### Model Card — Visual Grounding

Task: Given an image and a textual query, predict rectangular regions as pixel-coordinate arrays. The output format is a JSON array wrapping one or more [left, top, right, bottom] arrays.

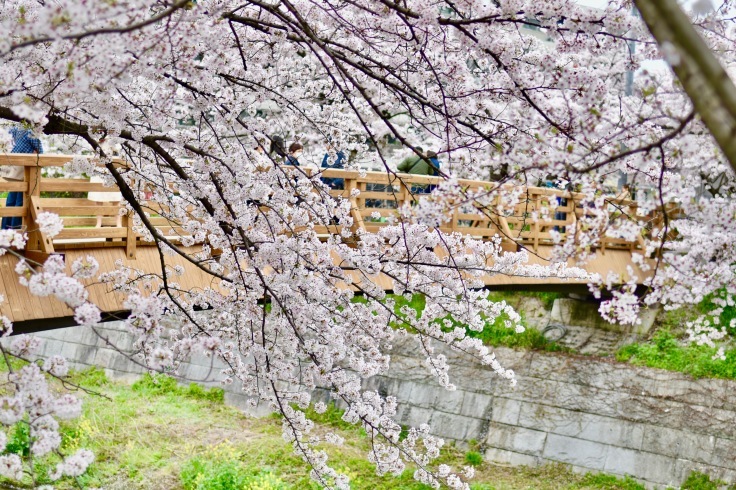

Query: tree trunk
[[635, 0, 736, 174]]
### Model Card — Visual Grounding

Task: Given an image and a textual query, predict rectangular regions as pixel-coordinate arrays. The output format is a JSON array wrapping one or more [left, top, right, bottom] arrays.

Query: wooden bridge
[[0, 154, 659, 329]]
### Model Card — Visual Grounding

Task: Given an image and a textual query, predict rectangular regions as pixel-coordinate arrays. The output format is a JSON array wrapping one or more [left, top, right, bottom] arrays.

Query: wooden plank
[[0, 154, 126, 167], [40, 198, 98, 207], [0, 255, 26, 321], [0, 254, 14, 320], [40, 180, 121, 192], [56, 227, 127, 240], [62, 217, 127, 227], [0, 206, 28, 217], [0, 182, 28, 192], [42, 205, 121, 216]]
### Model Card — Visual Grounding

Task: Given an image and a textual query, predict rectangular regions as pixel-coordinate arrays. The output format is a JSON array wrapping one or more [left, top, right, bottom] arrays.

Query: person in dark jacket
[[320, 142, 345, 190], [269, 135, 287, 161], [1, 127, 43, 230]]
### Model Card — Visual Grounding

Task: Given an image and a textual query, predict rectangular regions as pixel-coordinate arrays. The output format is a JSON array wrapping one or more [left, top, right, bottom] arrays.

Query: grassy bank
[[386, 292, 568, 353], [7, 368, 694, 490], [388, 291, 736, 382]]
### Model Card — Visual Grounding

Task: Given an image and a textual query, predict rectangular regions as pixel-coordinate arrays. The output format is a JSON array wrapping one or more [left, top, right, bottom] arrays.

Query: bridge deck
[[0, 154, 659, 325]]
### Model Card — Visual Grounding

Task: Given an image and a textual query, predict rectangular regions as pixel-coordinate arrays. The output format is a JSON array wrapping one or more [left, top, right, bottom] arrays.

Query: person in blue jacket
[[286, 142, 303, 166], [1, 127, 43, 230], [320, 141, 345, 190], [426, 150, 442, 193]]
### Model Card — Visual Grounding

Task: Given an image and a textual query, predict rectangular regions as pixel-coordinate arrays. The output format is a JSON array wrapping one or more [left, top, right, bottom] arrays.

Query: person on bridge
[[397, 146, 425, 174], [320, 140, 345, 190], [268, 135, 287, 163], [1, 126, 43, 230], [398, 147, 439, 193], [286, 142, 303, 167], [426, 150, 442, 192]]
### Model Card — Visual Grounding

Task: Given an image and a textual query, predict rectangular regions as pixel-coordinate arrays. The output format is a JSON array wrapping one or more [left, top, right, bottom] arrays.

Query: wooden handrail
[[0, 154, 659, 256]]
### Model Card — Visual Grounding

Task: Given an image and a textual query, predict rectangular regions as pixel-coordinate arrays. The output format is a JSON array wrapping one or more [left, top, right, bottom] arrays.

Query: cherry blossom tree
[[1, 0, 736, 487]]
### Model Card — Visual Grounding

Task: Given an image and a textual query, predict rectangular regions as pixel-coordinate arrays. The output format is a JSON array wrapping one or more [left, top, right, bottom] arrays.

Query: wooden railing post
[[344, 175, 365, 234], [29, 196, 54, 254], [24, 165, 41, 251], [124, 211, 136, 259]]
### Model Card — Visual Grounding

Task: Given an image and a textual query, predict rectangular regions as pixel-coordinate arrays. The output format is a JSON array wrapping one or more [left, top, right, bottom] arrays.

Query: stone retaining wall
[[29, 321, 736, 488]]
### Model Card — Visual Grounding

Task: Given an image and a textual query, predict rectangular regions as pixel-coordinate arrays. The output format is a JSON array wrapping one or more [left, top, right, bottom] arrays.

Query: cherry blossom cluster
[[1, 0, 736, 486], [0, 337, 93, 484]]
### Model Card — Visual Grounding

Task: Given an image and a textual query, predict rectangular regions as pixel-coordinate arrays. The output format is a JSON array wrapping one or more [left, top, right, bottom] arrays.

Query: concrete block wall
[[26, 321, 736, 488], [383, 336, 736, 487]]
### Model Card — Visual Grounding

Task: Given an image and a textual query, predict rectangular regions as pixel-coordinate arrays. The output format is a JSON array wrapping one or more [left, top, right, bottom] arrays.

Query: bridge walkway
[[0, 154, 660, 327]]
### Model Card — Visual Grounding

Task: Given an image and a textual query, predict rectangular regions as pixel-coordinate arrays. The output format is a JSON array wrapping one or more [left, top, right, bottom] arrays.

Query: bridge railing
[[318, 168, 661, 253], [0, 154, 662, 259]]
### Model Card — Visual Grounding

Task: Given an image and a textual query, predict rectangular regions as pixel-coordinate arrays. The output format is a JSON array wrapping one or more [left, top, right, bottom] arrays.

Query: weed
[[681, 471, 723, 490], [464, 451, 483, 466], [5, 423, 30, 457], [132, 373, 225, 403], [304, 402, 354, 432], [181, 443, 288, 490], [384, 292, 566, 353], [579, 472, 645, 489], [616, 330, 736, 380], [69, 366, 109, 388]]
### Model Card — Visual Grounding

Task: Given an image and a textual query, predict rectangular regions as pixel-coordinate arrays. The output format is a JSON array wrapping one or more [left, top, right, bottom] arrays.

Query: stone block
[[35, 329, 67, 342], [109, 352, 143, 374], [463, 417, 488, 442], [38, 339, 65, 358], [551, 298, 623, 332], [59, 341, 81, 362], [626, 452, 677, 486], [73, 344, 98, 364], [602, 446, 639, 476], [671, 459, 729, 487], [73, 327, 101, 347], [430, 412, 484, 441], [517, 403, 644, 450], [542, 434, 607, 470], [711, 437, 736, 470], [407, 383, 438, 409], [397, 405, 433, 428], [224, 392, 272, 418], [93, 348, 117, 368], [434, 389, 465, 414], [385, 355, 436, 384], [516, 296, 551, 331], [459, 391, 493, 419], [641, 426, 715, 464], [485, 423, 547, 456], [550, 298, 657, 334], [490, 397, 521, 426], [484, 447, 541, 467], [372, 376, 403, 399]]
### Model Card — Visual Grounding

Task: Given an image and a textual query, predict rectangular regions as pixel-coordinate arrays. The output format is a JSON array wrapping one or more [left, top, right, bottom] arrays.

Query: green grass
[[680, 470, 734, 490], [132, 372, 225, 403], [379, 293, 567, 353], [616, 330, 736, 380]]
